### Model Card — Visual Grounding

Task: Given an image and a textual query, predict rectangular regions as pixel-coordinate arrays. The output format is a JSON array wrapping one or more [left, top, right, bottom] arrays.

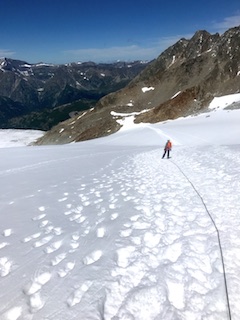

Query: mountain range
[[1, 25, 240, 145], [0, 59, 148, 130], [34, 25, 240, 145]]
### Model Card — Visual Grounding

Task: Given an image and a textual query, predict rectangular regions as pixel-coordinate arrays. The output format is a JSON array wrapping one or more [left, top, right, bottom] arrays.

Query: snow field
[[0, 144, 234, 319], [1, 99, 240, 319]]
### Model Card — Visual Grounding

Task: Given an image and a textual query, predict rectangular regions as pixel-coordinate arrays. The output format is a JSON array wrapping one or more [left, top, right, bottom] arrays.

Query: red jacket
[[165, 141, 172, 150]]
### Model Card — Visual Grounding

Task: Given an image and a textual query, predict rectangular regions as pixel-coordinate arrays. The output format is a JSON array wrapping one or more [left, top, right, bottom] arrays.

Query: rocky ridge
[[33, 25, 240, 145], [0, 59, 148, 127]]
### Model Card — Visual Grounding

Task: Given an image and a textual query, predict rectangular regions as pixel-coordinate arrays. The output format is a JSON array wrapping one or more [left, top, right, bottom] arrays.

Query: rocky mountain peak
[[34, 25, 240, 145], [0, 58, 30, 72], [185, 30, 220, 58]]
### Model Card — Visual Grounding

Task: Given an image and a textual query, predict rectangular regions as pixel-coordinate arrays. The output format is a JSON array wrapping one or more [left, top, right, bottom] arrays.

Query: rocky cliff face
[[33, 25, 240, 145], [0, 59, 148, 125]]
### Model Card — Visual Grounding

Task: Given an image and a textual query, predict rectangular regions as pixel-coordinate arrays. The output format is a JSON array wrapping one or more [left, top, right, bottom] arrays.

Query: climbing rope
[[170, 159, 232, 320]]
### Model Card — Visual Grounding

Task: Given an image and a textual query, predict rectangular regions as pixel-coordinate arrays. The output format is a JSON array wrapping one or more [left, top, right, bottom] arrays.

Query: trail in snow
[[0, 145, 234, 319], [175, 145, 240, 319]]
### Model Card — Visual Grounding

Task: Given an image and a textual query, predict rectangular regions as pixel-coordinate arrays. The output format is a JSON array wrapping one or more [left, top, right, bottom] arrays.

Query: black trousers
[[162, 149, 170, 158]]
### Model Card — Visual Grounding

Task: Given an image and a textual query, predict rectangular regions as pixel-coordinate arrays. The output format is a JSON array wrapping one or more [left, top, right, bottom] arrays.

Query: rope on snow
[[170, 159, 232, 320]]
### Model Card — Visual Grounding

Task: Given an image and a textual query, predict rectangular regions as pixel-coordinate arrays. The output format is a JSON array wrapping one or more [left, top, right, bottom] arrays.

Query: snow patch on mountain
[[142, 86, 155, 93], [209, 93, 240, 109]]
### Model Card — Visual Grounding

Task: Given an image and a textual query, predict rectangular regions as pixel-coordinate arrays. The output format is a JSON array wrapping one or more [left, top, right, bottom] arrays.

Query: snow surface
[[0, 130, 44, 148], [208, 93, 240, 110], [0, 94, 240, 319]]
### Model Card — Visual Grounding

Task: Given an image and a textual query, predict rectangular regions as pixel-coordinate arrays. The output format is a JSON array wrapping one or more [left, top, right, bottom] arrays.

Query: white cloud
[[64, 45, 157, 62], [63, 35, 187, 63], [60, 14, 240, 64], [212, 14, 240, 33], [0, 49, 15, 58]]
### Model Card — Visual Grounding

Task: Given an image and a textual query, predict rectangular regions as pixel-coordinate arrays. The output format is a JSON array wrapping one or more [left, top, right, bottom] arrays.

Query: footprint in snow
[[82, 250, 102, 265], [67, 281, 92, 307], [160, 242, 183, 263], [130, 215, 140, 222], [58, 261, 75, 278], [69, 234, 80, 252], [23, 271, 51, 296], [22, 232, 41, 243], [2, 307, 22, 320], [132, 220, 151, 230], [82, 226, 90, 236], [64, 210, 73, 216], [119, 228, 132, 237], [166, 280, 185, 310], [24, 272, 50, 313], [33, 235, 53, 248], [44, 240, 62, 254], [69, 213, 87, 224], [94, 198, 103, 204], [94, 190, 101, 198], [116, 246, 136, 268], [69, 241, 79, 252], [58, 197, 68, 202], [39, 220, 49, 228], [69, 213, 82, 221], [2, 229, 13, 237], [51, 252, 67, 266], [0, 257, 12, 277], [32, 213, 46, 221], [83, 200, 91, 207], [96, 227, 106, 238], [143, 231, 161, 249], [110, 213, 119, 220], [0, 242, 9, 249], [29, 292, 45, 313], [42, 226, 62, 236], [44, 225, 54, 234]]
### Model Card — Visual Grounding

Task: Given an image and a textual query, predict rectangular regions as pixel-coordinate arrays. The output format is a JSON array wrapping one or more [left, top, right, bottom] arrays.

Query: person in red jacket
[[162, 139, 172, 159]]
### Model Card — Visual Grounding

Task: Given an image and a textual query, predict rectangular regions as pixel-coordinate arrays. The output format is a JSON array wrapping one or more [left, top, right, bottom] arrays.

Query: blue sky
[[1, 0, 240, 64]]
